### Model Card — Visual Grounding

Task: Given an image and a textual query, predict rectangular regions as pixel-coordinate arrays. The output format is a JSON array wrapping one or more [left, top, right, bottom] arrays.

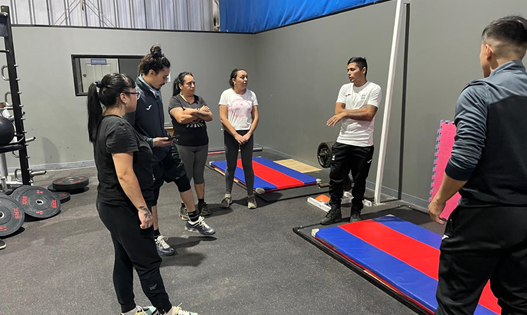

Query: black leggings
[[224, 130, 254, 195], [96, 200, 172, 313], [329, 142, 374, 211]]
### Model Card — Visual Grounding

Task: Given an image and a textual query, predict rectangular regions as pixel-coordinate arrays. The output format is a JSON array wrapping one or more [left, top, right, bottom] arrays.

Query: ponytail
[[87, 83, 103, 143]]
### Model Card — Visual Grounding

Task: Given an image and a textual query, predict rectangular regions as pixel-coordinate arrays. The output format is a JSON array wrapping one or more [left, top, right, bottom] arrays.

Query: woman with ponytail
[[168, 72, 213, 217], [88, 73, 198, 315]]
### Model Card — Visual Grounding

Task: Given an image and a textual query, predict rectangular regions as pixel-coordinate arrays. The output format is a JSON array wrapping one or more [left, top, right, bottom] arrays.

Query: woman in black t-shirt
[[87, 73, 194, 315], [168, 72, 213, 216]]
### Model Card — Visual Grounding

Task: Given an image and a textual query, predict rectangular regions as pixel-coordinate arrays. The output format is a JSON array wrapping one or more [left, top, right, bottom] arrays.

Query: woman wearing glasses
[[169, 72, 213, 217], [219, 68, 259, 209], [87, 73, 197, 315]]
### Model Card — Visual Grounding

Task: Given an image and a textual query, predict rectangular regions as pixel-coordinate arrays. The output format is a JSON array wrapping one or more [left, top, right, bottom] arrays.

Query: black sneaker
[[320, 206, 342, 225], [198, 202, 211, 216], [0, 239, 5, 250], [350, 210, 361, 223]]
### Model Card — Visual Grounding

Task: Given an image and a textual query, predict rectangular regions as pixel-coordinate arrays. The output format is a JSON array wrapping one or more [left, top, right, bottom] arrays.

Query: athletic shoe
[[169, 304, 199, 315], [349, 210, 361, 223], [0, 239, 5, 250], [185, 216, 215, 236], [320, 206, 342, 225], [121, 305, 158, 315], [220, 195, 232, 208], [198, 202, 211, 216], [179, 204, 189, 221], [247, 195, 257, 209], [155, 235, 175, 256]]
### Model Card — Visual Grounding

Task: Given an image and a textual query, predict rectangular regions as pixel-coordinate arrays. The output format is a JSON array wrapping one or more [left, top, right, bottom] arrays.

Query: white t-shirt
[[219, 88, 259, 131], [335, 81, 382, 146]]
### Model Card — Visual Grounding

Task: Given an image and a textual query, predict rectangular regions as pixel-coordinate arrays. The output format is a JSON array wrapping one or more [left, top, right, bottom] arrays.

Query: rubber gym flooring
[[0, 151, 444, 314]]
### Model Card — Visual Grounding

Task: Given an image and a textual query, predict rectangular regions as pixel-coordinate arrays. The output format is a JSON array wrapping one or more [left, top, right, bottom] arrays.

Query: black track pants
[[329, 142, 373, 211], [436, 205, 527, 315]]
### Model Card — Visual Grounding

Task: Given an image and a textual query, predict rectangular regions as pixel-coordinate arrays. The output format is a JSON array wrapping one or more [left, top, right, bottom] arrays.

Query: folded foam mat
[[430, 121, 460, 219], [210, 157, 317, 191], [314, 215, 499, 314]]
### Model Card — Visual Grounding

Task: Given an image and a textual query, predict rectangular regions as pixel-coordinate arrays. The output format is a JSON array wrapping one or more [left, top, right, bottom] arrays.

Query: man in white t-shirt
[[321, 57, 382, 225]]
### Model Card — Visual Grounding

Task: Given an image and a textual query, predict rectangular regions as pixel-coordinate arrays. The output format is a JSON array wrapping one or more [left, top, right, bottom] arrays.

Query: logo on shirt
[[145, 105, 152, 111], [230, 98, 252, 118]]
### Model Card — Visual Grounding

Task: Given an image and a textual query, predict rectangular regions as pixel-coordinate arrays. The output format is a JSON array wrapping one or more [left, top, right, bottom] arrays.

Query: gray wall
[[1, 27, 255, 169], [3, 0, 526, 206], [253, 0, 527, 207]]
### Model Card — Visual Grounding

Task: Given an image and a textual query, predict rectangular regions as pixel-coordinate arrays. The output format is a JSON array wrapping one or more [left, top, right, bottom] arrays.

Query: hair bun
[[150, 45, 163, 58]]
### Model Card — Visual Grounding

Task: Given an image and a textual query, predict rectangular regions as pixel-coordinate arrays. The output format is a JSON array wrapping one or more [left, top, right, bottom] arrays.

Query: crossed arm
[[327, 102, 378, 126]]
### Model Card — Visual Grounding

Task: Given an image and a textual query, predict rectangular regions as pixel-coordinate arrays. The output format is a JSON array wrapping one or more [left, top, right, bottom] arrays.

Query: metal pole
[[397, 3, 410, 200], [28, 0, 34, 24], [129, 0, 135, 28], [63, 0, 70, 26], [159, 0, 164, 29], [46, 0, 52, 25], [97, 0, 102, 27], [143, 0, 147, 29], [373, 0, 410, 205], [113, 0, 119, 28]]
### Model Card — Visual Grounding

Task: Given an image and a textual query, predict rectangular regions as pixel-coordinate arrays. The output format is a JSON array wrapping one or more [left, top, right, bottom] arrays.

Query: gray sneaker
[[247, 195, 257, 209], [220, 195, 232, 208], [185, 216, 215, 236], [179, 204, 189, 221]]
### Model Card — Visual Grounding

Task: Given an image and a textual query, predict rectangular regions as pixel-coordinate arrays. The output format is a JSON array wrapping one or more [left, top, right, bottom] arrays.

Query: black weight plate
[[53, 191, 71, 203], [14, 186, 61, 219], [0, 195, 24, 236], [11, 185, 30, 200], [52, 176, 89, 191], [317, 141, 335, 168]]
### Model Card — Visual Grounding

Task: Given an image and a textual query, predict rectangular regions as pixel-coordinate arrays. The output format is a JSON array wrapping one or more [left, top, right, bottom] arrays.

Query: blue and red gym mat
[[210, 157, 317, 192], [307, 215, 500, 314]]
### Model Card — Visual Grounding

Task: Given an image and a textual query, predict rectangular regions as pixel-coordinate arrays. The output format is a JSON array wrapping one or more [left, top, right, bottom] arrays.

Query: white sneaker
[[155, 235, 175, 256], [122, 305, 158, 315], [247, 195, 257, 209], [168, 304, 198, 315]]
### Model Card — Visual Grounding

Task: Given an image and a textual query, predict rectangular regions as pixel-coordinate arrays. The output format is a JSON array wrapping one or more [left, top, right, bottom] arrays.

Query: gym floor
[[1, 151, 443, 315]]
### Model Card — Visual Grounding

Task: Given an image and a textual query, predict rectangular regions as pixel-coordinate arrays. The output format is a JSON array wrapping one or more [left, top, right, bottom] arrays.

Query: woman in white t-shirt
[[218, 68, 259, 209]]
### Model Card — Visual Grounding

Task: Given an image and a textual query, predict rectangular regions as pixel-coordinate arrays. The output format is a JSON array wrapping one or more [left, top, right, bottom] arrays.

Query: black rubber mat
[[257, 184, 328, 203]]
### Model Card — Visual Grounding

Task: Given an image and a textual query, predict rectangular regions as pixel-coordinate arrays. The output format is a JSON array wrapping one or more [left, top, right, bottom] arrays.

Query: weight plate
[[0, 195, 24, 237], [317, 141, 335, 168], [53, 191, 71, 203], [52, 176, 89, 191], [14, 186, 61, 219]]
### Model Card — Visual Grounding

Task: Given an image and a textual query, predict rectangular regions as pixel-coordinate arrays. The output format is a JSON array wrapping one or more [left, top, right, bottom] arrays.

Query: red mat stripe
[[236, 160, 304, 189], [340, 221, 500, 313]]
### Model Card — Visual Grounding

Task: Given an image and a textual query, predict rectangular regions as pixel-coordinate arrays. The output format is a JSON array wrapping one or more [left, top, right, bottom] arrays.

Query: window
[[72, 55, 143, 96]]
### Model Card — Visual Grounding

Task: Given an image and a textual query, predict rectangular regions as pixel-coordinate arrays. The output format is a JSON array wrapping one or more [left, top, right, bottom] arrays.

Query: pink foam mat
[[430, 121, 461, 220]]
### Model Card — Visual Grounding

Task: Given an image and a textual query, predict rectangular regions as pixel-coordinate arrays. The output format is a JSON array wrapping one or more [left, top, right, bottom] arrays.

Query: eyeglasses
[[123, 90, 141, 99]]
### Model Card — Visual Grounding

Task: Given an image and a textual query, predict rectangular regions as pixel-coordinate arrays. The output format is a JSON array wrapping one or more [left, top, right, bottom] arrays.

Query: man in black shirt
[[429, 16, 527, 314]]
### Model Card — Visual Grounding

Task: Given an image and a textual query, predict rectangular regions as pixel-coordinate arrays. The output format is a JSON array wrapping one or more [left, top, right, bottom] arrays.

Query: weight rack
[[0, 5, 44, 190]]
